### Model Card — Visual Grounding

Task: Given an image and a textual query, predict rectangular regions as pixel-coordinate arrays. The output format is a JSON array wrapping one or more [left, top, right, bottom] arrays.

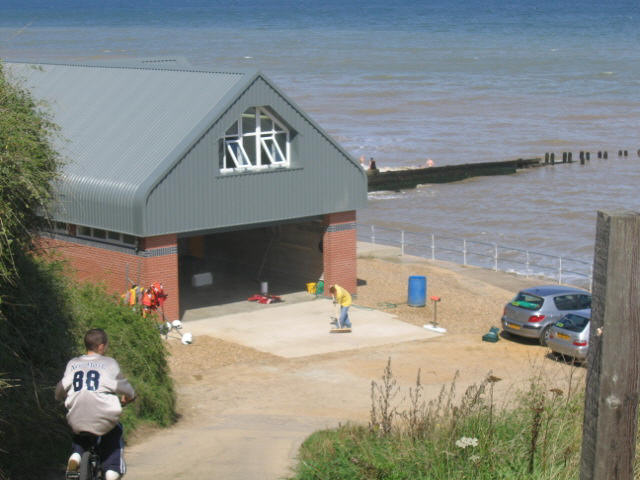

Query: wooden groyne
[[366, 157, 541, 192]]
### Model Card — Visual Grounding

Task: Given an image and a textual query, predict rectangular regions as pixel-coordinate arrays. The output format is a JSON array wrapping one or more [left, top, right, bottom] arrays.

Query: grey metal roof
[[4, 60, 367, 236]]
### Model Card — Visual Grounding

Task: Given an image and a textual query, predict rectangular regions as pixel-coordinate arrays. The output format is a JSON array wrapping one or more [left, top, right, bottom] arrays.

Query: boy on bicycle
[[55, 328, 136, 480]]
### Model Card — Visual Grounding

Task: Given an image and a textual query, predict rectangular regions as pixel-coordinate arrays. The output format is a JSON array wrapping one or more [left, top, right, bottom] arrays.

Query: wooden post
[[580, 210, 640, 480]]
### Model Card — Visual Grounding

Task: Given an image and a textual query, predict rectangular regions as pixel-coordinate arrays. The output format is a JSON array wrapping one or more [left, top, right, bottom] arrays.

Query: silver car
[[547, 312, 591, 362], [501, 285, 591, 346]]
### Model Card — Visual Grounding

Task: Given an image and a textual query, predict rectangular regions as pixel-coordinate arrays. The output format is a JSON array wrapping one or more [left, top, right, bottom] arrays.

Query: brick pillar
[[323, 211, 357, 295], [140, 234, 180, 321]]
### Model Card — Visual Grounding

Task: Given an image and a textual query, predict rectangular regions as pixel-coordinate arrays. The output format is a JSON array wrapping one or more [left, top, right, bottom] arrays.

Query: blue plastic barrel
[[407, 275, 427, 307]]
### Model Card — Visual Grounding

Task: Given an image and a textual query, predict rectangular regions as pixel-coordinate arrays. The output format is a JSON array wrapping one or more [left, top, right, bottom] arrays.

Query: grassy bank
[[289, 359, 590, 480]]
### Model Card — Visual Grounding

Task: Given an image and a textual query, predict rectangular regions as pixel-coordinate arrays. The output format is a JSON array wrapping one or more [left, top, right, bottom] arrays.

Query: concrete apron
[[181, 296, 441, 358]]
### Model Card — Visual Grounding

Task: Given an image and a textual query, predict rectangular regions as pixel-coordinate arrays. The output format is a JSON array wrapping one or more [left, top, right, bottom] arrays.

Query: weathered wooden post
[[580, 210, 640, 480]]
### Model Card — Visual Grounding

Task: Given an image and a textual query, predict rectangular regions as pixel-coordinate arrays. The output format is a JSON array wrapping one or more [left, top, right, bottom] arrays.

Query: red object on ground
[[247, 294, 282, 304], [430, 295, 441, 302]]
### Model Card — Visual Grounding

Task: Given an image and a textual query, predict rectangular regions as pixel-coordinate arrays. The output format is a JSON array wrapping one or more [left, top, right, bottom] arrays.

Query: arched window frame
[[221, 107, 290, 173]]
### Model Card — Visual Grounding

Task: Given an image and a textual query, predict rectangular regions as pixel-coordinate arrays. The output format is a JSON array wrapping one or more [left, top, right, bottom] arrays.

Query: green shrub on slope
[[69, 283, 176, 430], [0, 62, 61, 291]]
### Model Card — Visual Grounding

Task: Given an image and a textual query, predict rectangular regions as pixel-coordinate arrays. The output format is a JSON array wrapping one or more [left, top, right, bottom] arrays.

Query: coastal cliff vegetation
[[288, 358, 640, 480]]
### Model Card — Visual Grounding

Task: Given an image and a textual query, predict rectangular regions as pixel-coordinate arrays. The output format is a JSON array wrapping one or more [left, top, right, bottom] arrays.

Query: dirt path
[[125, 256, 585, 480]]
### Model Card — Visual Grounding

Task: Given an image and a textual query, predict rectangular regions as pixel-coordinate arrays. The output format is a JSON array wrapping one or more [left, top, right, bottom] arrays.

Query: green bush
[[0, 62, 61, 291], [68, 282, 176, 430]]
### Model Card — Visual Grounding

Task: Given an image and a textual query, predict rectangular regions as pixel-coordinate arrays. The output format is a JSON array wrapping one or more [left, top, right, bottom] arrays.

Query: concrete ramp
[[181, 297, 442, 358]]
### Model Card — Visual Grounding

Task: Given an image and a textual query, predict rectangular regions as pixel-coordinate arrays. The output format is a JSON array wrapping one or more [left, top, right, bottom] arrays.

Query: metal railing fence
[[357, 223, 593, 291]]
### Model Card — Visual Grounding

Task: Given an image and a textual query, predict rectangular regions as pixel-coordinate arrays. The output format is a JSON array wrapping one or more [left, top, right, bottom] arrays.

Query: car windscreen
[[555, 314, 590, 332], [510, 292, 544, 310]]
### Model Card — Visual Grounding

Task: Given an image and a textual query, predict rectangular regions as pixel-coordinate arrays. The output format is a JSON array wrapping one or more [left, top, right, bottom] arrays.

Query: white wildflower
[[455, 436, 479, 449], [469, 454, 481, 463]]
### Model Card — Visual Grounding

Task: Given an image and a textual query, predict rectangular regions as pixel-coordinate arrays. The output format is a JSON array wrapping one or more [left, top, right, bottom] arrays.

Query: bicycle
[[66, 433, 103, 480], [65, 397, 134, 480]]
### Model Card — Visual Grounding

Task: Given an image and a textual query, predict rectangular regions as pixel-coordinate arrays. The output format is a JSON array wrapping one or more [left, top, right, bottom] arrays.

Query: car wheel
[[540, 325, 552, 347]]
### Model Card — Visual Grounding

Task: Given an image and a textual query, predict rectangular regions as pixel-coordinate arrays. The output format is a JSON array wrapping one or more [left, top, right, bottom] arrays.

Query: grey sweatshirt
[[55, 353, 135, 435]]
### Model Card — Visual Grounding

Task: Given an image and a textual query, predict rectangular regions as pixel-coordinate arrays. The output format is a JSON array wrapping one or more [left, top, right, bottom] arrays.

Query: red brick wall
[[143, 234, 178, 250], [37, 234, 180, 321], [38, 236, 141, 293], [323, 211, 357, 294]]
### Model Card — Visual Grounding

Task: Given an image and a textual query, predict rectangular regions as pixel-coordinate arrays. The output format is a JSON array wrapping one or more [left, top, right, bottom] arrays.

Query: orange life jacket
[[142, 288, 156, 308]]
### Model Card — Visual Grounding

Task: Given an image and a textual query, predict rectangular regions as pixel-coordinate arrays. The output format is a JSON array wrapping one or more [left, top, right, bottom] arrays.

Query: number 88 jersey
[[56, 354, 135, 436]]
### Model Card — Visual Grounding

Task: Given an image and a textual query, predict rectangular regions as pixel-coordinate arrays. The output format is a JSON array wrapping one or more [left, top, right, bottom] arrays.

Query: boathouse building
[[6, 60, 367, 320]]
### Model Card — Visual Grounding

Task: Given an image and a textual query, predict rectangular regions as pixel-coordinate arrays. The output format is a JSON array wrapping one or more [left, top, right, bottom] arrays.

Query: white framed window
[[220, 107, 290, 173], [78, 226, 136, 247]]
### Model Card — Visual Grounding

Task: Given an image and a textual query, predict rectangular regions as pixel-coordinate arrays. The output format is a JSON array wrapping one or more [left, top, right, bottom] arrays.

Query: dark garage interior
[[178, 218, 325, 319]]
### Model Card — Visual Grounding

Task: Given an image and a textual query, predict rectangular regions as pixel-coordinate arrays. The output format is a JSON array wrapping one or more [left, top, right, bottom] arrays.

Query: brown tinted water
[[359, 157, 640, 263]]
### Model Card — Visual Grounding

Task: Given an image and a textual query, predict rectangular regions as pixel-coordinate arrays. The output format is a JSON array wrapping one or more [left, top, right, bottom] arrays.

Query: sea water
[[1, 0, 639, 265]]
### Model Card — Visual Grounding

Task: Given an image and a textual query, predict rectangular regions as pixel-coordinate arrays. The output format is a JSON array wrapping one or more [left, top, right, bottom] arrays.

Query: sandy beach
[[125, 246, 584, 480]]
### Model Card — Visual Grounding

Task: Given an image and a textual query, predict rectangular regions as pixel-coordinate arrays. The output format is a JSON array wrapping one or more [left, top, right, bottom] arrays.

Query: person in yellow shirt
[[329, 284, 352, 330]]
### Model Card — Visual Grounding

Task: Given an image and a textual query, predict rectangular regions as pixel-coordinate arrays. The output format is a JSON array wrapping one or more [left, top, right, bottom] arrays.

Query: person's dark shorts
[[71, 423, 125, 474]]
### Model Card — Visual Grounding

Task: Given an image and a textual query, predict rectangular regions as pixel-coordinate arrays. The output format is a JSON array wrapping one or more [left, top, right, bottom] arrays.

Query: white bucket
[[260, 281, 268, 295]]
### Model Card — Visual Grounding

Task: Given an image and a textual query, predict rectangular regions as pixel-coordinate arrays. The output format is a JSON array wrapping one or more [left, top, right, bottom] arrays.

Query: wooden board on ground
[[330, 328, 352, 333]]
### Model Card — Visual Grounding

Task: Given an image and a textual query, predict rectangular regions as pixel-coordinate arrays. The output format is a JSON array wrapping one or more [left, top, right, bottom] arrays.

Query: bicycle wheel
[[78, 451, 93, 480]]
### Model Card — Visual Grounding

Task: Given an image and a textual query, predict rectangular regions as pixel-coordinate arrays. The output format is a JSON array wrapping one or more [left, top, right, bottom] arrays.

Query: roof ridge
[[4, 59, 251, 76]]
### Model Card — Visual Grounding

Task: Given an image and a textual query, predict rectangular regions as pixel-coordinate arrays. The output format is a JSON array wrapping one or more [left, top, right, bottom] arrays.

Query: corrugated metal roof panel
[[5, 61, 248, 233]]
